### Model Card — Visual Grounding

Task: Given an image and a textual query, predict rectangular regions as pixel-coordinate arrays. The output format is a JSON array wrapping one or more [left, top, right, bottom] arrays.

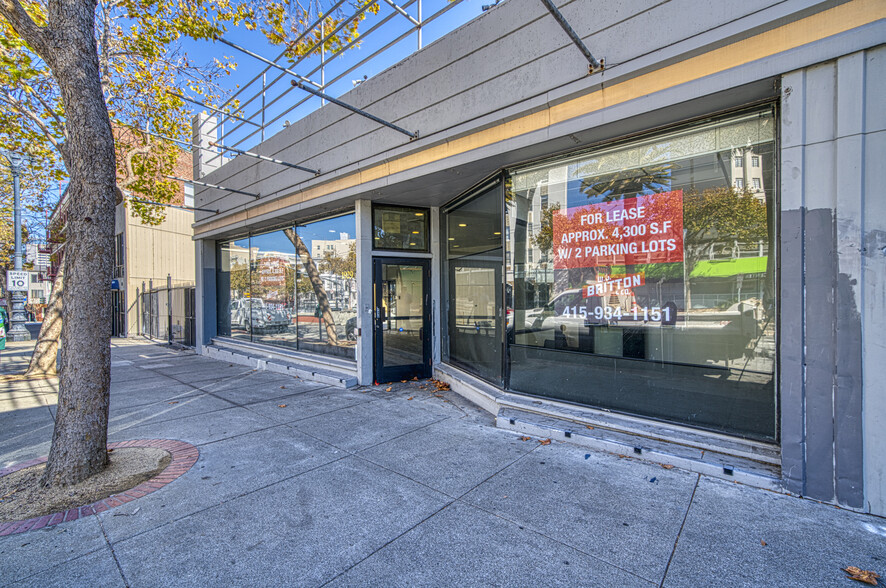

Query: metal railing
[[139, 280, 196, 347], [198, 0, 472, 166]]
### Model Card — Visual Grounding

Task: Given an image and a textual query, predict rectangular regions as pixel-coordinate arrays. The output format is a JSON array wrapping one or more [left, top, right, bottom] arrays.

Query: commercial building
[[190, 0, 886, 515]]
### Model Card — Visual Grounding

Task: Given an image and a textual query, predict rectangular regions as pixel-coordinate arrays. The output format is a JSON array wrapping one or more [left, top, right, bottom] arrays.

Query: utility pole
[[3, 151, 32, 341]]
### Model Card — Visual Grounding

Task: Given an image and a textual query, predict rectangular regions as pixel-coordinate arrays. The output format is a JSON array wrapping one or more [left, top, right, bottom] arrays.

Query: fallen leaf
[[585, 425, 594, 429], [520, 436, 532, 441], [278, 404, 287, 408], [843, 567, 880, 585], [385, 387, 392, 392], [401, 380, 407, 383], [407, 396, 414, 400], [411, 376, 418, 381], [617, 454, 628, 459], [107, 448, 114, 453], [661, 464, 675, 470], [168, 401, 179, 405], [280, 386, 285, 389], [760, 540, 767, 546], [539, 438, 552, 445]]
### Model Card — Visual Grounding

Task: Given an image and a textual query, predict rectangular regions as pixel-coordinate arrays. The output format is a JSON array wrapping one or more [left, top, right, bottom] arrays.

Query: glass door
[[373, 258, 431, 382]]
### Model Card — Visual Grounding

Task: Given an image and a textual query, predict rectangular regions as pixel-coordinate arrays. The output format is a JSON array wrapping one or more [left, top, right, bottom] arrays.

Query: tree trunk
[[26, 266, 63, 376], [0, 0, 118, 487], [284, 228, 339, 345]]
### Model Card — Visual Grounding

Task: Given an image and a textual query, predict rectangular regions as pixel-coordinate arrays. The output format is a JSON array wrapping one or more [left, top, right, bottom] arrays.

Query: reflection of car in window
[[230, 298, 290, 333]]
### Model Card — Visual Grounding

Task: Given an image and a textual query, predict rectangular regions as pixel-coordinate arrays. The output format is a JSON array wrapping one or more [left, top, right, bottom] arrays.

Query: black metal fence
[[139, 282, 196, 347]]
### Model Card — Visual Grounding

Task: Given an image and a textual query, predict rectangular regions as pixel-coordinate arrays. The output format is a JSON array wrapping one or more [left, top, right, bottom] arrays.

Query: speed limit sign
[[6, 270, 29, 291]]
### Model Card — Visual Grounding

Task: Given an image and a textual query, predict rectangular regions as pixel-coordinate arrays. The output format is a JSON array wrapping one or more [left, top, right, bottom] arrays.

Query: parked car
[[346, 316, 357, 340], [231, 298, 290, 333]]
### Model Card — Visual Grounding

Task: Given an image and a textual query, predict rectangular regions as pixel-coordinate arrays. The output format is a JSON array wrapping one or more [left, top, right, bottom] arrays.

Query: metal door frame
[[372, 257, 432, 383]]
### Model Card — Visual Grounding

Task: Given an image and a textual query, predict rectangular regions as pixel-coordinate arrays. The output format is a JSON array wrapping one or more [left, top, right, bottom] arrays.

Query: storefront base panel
[[205, 338, 358, 388], [434, 363, 783, 492]]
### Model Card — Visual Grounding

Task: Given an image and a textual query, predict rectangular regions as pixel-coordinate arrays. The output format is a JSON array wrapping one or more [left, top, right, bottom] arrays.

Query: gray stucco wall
[[781, 45, 885, 511]]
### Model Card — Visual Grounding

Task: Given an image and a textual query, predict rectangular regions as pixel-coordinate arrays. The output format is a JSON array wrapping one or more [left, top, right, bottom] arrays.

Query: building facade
[[191, 0, 886, 515]]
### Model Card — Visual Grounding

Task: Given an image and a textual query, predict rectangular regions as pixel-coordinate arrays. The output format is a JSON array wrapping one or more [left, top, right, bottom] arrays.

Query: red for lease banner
[[553, 190, 684, 269]]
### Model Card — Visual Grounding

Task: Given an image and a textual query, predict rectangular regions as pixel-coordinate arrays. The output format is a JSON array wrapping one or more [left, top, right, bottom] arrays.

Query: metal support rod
[[320, 19, 326, 107], [2, 152, 32, 341], [217, 37, 320, 88], [165, 175, 260, 199], [382, 0, 420, 26], [417, 0, 422, 49], [128, 197, 219, 214], [261, 73, 267, 142], [290, 80, 417, 138], [217, 36, 417, 139], [129, 126, 192, 149], [209, 142, 320, 175], [167, 90, 261, 127], [538, 0, 603, 72]]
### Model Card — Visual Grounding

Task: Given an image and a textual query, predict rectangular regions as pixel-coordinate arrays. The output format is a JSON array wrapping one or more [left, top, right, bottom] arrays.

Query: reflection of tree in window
[[682, 186, 769, 312], [578, 148, 676, 201]]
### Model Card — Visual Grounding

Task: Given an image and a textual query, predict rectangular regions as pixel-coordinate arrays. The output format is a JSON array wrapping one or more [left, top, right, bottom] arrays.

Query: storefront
[[441, 107, 777, 441], [191, 0, 885, 514]]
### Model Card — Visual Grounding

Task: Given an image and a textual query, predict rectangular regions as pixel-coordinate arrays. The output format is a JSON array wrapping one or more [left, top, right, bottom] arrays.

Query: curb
[[0, 439, 199, 536]]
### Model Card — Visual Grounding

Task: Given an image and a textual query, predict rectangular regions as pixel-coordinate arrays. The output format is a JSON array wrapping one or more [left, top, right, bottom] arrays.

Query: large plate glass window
[[216, 212, 358, 360], [217, 238, 252, 341], [506, 108, 778, 440], [294, 214, 358, 359], [443, 181, 504, 385]]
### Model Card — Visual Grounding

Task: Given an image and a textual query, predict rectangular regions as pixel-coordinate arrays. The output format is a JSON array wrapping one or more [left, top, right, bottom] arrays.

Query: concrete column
[[195, 238, 217, 353], [355, 200, 374, 385], [192, 112, 220, 180]]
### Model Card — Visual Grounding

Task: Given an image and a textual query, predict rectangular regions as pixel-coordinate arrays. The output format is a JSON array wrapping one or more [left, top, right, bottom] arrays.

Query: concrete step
[[497, 407, 781, 490], [206, 338, 358, 388], [434, 362, 782, 491]]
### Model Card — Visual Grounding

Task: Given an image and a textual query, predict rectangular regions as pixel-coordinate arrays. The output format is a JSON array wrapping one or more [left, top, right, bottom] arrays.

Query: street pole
[[3, 152, 31, 341]]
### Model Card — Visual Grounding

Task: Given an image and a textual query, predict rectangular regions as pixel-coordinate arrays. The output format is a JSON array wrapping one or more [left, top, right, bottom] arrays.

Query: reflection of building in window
[[311, 234, 355, 259], [730, 147, 765, 200]]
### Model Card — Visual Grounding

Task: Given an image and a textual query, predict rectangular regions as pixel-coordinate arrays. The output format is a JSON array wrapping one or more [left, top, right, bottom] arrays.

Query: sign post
[[2, 152, 32, 341]]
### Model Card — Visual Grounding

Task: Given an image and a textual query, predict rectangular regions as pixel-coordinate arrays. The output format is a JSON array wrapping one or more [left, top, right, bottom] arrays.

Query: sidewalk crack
[[659, 472, 700, 587]]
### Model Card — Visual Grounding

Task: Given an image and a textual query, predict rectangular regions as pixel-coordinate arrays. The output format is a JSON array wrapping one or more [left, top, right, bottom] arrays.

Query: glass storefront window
[[249, 230, 298, 349], [294, 214, 357, 359], [373, 205, 430, 251], [216, 212, 358, 360], [217, 238, 252, 341], [505, 108, 777, 440], [444, 182, 504, 384]]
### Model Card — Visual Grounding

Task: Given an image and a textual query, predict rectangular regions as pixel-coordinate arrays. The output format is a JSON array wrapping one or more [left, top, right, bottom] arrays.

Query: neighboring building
[[49, 140, 196, 338], [190, 0, 886, 517]]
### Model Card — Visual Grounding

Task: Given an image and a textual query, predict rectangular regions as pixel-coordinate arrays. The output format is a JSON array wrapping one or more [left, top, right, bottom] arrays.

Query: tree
[[284, 228, 338, 345], [0, 0, 380, 487], [682, 186, 769, 310]]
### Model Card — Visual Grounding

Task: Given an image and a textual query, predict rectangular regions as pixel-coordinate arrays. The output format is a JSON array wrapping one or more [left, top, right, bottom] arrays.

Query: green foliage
[[319, 242, 356, 278], [533, 202, 560, 254]]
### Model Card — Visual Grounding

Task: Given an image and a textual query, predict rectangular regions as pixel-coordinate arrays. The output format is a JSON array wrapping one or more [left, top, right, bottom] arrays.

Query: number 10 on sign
[[6, 270, 29, 291]]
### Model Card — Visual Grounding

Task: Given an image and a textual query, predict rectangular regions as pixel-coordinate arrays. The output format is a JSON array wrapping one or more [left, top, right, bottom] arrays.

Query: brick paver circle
[[0, 439, 199, 536]]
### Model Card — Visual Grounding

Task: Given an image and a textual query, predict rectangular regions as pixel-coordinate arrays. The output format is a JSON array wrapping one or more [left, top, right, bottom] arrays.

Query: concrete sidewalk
[[1, 339, 884, 587]]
